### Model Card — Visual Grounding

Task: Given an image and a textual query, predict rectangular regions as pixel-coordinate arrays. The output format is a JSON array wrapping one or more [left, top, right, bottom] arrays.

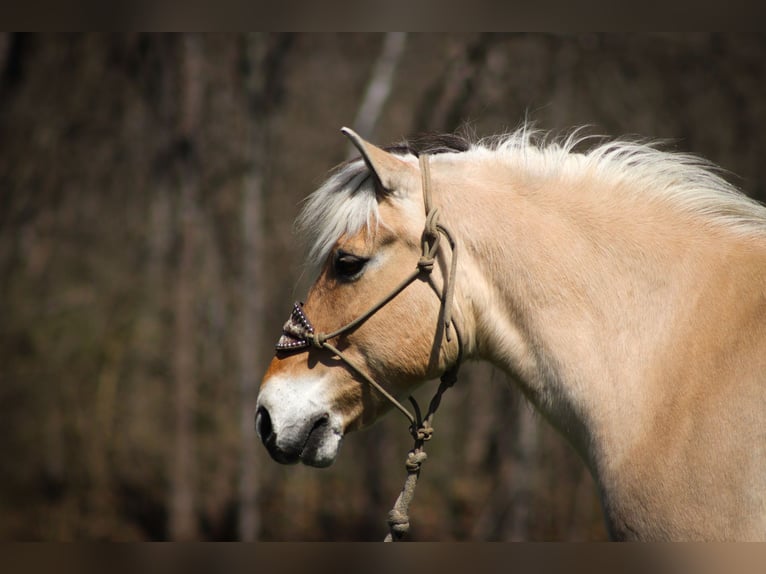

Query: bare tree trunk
[[414, 34, 495, 134], [347, 32, 407, 153], [236, 33, 266, 543], [170, 34, 204, 541], [237, 168, 262, 541], [170, 171, 198, 540], [237, 32, 292, 542]]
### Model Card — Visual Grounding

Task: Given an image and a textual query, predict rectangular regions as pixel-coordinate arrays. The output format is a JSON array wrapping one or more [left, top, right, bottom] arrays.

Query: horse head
[[255, 129, 461, 467]]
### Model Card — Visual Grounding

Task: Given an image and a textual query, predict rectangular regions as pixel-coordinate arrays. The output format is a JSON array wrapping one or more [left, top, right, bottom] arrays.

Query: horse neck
[[439, 158, 741, 467]]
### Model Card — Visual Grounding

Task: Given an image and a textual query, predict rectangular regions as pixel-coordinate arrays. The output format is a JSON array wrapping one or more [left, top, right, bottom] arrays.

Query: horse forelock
[[296, 134, 473, 271], [295, 161, 378, 271]]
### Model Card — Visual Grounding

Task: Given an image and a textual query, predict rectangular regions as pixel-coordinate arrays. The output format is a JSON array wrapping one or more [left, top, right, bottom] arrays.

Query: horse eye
[[333, 252, 369, 280]]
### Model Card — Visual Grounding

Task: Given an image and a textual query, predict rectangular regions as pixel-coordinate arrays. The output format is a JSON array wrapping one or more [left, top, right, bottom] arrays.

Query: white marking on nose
[[256, 373, 344, 460]]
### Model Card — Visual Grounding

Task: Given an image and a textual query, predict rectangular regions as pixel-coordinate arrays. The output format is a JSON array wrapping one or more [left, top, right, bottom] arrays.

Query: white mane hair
[[480, 125, 766, 233], [296, 126, 766, 269], [295, 161, 381, 270]]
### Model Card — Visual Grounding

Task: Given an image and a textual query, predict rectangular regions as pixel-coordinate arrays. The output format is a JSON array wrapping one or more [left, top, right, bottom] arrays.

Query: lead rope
[[383, 155, 463, 541], [383, 361, 460, 541]]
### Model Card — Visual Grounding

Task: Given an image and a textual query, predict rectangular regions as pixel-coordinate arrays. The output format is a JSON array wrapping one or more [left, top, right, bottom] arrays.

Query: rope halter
[[274, 153, 463, 540]]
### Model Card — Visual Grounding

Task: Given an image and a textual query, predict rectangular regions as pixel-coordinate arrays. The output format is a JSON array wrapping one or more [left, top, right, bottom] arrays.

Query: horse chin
[[299, 425, 343, 468]]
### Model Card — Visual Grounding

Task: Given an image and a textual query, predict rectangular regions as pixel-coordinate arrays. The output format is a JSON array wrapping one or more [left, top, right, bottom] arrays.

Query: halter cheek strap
[[274, 153, 463, 541]]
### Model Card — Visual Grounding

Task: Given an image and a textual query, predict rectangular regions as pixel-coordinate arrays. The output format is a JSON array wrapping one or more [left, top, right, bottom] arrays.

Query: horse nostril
[[255, 406, 273, 442], [311, 413, 330, 434]]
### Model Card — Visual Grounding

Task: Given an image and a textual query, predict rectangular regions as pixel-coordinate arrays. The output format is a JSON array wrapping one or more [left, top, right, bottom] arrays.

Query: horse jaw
[[255, 372, 345, 468]]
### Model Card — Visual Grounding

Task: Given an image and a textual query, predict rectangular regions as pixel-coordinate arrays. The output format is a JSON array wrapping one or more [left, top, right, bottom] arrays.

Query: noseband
[[274, 154, 463, 541]]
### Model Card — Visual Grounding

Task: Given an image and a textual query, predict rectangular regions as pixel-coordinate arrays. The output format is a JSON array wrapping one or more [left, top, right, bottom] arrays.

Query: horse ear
[[341, 127, 417, 196]]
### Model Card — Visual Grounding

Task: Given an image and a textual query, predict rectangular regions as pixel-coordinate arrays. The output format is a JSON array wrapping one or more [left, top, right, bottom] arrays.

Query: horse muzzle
[[254, 378, 344, 467]]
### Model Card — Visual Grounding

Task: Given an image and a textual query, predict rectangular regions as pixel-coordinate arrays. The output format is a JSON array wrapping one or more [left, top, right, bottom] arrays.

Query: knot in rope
[[387, 509, 410, 536], [414, 424, 433, 442], [404, 449, 428, 473], [417, 256, 435, 272], [308, 333, 326, 349], [384, 447, 427, 541], [423, 207, 440, 237], [422, 209, 441, 246]]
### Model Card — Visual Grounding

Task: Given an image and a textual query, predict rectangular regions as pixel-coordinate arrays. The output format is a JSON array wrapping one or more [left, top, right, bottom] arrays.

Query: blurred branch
[[238, 32, 292, 542], [415, 34, 495, 134], [347, 32, 407, 158], [170, 33, 204, 542]]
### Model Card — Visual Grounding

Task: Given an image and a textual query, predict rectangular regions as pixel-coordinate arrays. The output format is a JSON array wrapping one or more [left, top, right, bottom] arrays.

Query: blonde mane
[[484, 127, 766, 234], [297, 127, 766, 268]]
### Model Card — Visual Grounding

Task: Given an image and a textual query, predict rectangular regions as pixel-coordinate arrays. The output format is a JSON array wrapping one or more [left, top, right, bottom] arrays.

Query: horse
[[255, 125, 766, 541]]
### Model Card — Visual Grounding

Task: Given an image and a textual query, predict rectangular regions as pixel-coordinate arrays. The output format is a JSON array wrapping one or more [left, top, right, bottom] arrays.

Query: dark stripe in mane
[[389, 133, 471, 157], [329, 132, 470, 187]]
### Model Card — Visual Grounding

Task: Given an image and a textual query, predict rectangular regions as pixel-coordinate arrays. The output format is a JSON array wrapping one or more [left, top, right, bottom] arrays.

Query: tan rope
[[380, 155, 463, 542], [320, 340, 417, 425], [383, 363, 460, 541], [420, 153, 433, 214]]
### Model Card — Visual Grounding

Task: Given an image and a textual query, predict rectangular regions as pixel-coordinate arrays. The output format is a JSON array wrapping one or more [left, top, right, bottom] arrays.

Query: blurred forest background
[[1, 33, 766, 541]]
